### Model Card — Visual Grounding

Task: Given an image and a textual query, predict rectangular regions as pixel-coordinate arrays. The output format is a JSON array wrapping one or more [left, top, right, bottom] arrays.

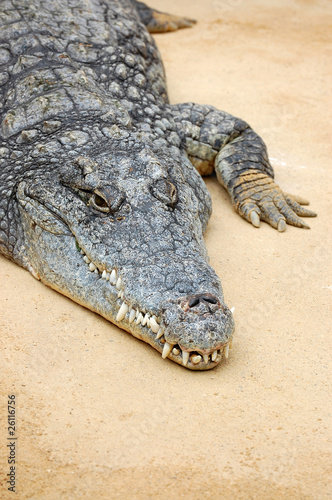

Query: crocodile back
[[0, 0, 168, 136]]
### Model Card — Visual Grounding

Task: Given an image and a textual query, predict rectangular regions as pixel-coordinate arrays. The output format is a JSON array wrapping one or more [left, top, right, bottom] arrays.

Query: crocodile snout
[[161, 291, 234, 367]]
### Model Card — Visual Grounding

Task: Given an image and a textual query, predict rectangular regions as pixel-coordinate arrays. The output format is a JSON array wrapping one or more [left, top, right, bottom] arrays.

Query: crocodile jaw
[[76, 246, 235, 370]]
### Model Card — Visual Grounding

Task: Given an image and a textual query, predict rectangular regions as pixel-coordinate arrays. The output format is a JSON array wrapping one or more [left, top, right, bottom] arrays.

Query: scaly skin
[[0, 0, 316, 370]]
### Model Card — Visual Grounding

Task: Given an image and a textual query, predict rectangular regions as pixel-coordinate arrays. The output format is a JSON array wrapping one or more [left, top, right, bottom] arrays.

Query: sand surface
[[0, 1, 331, 498]]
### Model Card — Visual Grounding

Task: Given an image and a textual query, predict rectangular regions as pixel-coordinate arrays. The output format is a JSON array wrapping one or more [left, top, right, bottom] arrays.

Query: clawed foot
[[232, 170, 317, 231]]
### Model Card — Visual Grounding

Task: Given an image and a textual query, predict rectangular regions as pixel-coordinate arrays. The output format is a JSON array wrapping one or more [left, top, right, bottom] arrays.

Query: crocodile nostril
[[187, 293, 219, 308], [188, 297, 200, 308], [201, 295, 218, 305]]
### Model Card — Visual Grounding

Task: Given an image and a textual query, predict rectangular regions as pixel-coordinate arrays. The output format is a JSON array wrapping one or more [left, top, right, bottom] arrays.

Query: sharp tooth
[[106, 272, 110, 281], [149, 316, 159, 333], [230, 307, 235, 314], [156, 328, 164, 339], [172, 347, 180, 356], [211, 350, 218, 362], [102, 270, 107, 279], [182, 351, 189, 366], [224, 345, 229, 358], [80, 250, 85, 255], [110, 269, 117, 285], [129, 308, 136, 323], [162, 342, 173, 359], [94, 269, 99, 274], [191, 354, 202, 365], [135, 312, 143, 325], [116, 302, 129, 322], [83, 256, 91, 264], [89, 262, 96, 272], [116, 277, 123, 290], [142, 313, 150, 326], [203, 354, 209, 364]]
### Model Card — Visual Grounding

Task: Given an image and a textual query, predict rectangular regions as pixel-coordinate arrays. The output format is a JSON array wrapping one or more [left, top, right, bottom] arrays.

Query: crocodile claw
[[233, 170, 316, 231], [250, 210, 260, 227]]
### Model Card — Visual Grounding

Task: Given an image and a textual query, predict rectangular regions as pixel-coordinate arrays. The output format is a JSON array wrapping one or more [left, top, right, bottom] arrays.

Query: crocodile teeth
[[89, 262, 96, 272], [149, 316, 159, 333], [172, 347, 180, 356], [83, 256, 91, 264], [162, 342, 173, 359], [80, 250, 85, 255], [224, 345, 229, 359], [102, 270, 107, 279], [135, 312, 143, 325], [230, 307, 235, 314], [211, 350, 218, 362], [142, 313, 150, 326], [203, 354, 209, 364], [156, 328, 164, 339], [182, 351, 189, 366], [116, 302, 129, 322], [116, 277, 123, 290], [128, 308, 136, 324], [191, 354, 202, 365], [110, 269, 117, 285]]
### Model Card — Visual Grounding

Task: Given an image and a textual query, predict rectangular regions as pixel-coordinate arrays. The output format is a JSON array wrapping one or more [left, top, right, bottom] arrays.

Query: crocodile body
[[0, 0, 316, 370]]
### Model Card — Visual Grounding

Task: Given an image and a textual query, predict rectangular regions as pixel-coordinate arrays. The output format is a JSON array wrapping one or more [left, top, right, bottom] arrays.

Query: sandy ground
[[0, 0, 331, 498]]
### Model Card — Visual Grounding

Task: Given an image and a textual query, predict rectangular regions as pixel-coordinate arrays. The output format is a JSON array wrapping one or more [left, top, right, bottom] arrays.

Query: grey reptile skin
[[0, 0, 316, 370]]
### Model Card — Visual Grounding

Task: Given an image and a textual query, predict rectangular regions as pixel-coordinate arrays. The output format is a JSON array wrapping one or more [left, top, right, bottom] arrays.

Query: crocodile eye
[[90, 187, 125, 214], [150, 179, 178, 208], [69, 184, 125, 214], [89, 192, 110, 213], [94, 193, 108, 209]]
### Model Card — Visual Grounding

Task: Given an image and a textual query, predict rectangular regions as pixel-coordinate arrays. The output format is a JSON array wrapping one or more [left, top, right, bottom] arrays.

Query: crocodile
[[0, 0, 316, 370]]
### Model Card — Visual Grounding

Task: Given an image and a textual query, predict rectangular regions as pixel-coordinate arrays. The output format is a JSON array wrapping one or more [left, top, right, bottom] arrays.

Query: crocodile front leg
[[171, 103, 316, 231]]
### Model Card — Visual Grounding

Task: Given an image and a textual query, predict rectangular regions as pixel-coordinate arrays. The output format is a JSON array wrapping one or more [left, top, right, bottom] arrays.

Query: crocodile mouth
[[77, 244, 234, 370]]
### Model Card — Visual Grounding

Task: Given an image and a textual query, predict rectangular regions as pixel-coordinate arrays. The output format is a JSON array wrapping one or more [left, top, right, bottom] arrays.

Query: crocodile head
[[17, 136, 234, 370]]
